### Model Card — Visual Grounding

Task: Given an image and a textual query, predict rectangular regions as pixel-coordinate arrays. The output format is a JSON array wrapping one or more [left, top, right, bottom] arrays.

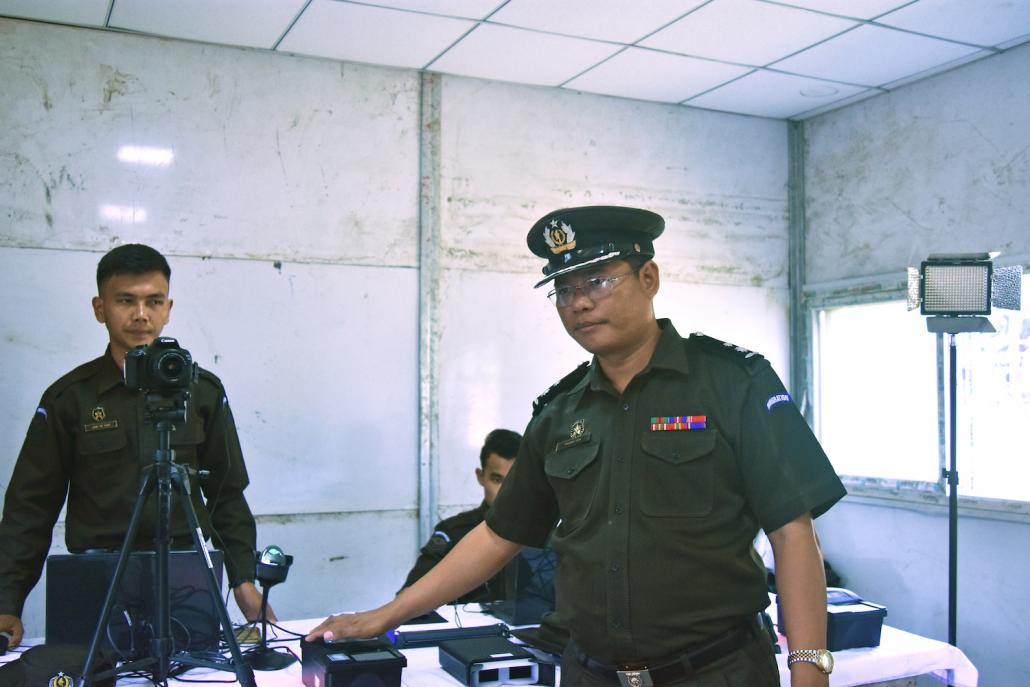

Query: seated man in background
[[400, 428, 521, 604], [0, 244, 267, 648]]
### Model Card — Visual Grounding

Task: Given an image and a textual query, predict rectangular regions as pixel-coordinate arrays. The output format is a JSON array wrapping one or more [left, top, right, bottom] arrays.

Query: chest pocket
[[639, 431, 716, 517], [544, 438, 601, 530], [79, 427, 128, 456], [76, 426, 130, 477]]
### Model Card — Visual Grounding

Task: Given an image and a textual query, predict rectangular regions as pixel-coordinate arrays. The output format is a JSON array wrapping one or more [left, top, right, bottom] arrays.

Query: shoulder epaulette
[[196, 366, 225, 389], [47, 357, 105, 398], [687, 332, 767, 374], [532, 361, 590, 417]]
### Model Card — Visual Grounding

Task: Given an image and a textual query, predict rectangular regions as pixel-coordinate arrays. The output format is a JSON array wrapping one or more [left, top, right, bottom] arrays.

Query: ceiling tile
[[772, 23, 980, 86], [490, 0, 706, 44], [686, 68, 871, 118], [278, 0, 476, 69], [0, 0, 109, 26], [877, 0, 1030, 47], [641, 0, 857, 66], [565, 47, 750, 103], [352, 0, 506, 20], [109, 0, 309, 49], [429, 23, 621, 87], [774, 0, 912, 20]]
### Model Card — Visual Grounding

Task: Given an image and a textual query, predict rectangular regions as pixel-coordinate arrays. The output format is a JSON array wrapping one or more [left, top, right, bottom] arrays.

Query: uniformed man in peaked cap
[[308, 206, 845, 687]]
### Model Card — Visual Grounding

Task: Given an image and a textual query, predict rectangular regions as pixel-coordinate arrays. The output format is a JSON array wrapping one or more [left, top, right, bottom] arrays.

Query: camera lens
[[155, 351, 187, 383]]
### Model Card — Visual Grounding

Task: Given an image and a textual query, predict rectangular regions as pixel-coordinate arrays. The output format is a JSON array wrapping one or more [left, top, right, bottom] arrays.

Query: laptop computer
[[45, 550, 224, 659], [485, 544, 557, 627]]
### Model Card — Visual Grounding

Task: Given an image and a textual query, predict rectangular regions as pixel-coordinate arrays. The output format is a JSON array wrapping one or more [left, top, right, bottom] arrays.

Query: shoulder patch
[[532, 361, 590, 417], [688, 332, 767, 374]]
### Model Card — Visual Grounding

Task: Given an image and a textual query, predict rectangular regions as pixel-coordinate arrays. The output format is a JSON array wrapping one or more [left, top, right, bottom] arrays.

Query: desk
[[1, 605, 977, 686]]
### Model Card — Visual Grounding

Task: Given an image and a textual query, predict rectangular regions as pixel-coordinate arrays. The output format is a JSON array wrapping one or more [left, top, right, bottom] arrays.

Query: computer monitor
[[45, 550, 224, 660]]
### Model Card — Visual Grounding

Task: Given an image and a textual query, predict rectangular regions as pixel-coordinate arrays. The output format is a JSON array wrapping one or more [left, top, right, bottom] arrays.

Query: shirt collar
[[96, 346, 125, 395], [581, 318, 689, 394], [643, 318, 690, 376]]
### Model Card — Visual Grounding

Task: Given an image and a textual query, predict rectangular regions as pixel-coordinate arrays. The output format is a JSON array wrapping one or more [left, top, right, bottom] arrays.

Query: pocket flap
[[545, 440, 600, 480], [641, 431, 716, 465], [79, 427, 128, 455]]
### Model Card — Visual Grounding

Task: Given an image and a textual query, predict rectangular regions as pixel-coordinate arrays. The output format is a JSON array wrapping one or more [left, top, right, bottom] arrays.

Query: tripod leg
[[78, 468, 157, 686], [171, 463, 257, 687]]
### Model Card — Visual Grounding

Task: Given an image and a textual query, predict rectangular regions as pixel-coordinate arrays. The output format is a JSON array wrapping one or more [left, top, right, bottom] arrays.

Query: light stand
[[909, 253, 1022, 649], [244, 545, 296, 671], [78, 386, 255, 686]]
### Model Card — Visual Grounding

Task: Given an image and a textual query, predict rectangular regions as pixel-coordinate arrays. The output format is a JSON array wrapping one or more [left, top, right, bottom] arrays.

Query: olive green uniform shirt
[[0, 350, 257, 617], [487, 319, 846, 664], [400, 501, 508, 603]]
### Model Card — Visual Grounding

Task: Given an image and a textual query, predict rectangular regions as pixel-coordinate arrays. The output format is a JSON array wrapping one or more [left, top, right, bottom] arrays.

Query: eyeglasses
[[547, 271, 634, 307]]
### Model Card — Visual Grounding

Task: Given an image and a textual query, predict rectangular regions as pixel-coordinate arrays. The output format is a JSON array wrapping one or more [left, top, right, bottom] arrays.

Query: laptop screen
[[485, 544, 557, 627], [45, 550, 224, 659]]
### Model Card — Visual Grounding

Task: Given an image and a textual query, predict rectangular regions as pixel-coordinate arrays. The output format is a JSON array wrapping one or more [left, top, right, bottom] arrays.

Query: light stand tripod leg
[[78, 468, 158, 687]]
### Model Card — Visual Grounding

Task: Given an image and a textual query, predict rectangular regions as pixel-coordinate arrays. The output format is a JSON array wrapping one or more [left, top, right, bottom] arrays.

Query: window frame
[[804, 270, 1030, 522]]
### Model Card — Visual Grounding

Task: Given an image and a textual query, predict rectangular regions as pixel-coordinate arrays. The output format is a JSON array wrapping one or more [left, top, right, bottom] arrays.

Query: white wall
[[433, 76, 791, 510], [1, 17, 792, 638], [805, 43, 1030, 687]]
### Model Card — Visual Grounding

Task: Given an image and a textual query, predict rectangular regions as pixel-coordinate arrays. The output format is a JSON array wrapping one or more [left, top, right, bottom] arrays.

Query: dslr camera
[[124, 337, 197, 392]]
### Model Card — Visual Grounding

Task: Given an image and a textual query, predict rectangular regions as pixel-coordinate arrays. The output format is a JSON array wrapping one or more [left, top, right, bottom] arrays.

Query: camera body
[[124, 337, 197, 392]]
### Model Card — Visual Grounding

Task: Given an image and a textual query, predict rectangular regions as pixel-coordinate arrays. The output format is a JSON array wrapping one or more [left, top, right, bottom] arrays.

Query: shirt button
[[612, 620, 622, 630], [566, 468, 574, 475], [622, 403, 630, 411], [614, 505, 623, 515], [609, 563, 620, 573]]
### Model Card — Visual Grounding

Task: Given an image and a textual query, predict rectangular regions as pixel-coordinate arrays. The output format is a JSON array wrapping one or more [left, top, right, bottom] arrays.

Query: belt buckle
[[616, 669, 653, 687]]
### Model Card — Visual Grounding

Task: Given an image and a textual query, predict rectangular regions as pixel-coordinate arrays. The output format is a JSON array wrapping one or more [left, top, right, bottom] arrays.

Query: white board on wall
[[0, 248, 420, 516]]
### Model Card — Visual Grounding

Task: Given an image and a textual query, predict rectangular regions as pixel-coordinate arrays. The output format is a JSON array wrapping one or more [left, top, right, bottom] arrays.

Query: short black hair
[[96, 244, 171, 291], [480, 428, 522, 468]]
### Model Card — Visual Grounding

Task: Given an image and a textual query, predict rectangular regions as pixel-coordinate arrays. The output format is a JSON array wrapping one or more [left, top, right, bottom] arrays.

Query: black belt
[[572, 615, 760, 687]]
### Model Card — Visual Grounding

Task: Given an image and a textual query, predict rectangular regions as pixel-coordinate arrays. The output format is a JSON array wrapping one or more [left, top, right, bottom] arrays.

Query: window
[[811, 273, 1029, 504], [954, 300, 1030, 501], [813, 299, 939, 484]]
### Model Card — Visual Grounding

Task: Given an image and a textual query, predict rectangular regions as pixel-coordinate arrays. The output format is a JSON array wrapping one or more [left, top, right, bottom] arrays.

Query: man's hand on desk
[[234, 581, 276, 623], [0, 615, 22, 648], [304, 609, 392, 643]]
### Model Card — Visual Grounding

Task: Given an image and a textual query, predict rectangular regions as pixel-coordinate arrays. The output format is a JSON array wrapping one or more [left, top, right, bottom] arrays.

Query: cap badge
[[91, 406, 106, 422], [570, 419, 586, 439], [544, 219, 576, 255]]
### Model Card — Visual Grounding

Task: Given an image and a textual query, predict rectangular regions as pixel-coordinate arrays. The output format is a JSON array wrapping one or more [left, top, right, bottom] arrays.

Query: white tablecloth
[[1, 604, 977, 686]]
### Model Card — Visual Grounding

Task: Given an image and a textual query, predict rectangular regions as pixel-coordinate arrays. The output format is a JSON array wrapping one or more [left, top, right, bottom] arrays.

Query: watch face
[[817, 650, 834, 673]]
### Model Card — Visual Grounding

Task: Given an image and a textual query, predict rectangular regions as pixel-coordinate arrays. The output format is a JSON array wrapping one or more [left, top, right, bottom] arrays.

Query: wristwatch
[[787, 648, 834, 674]]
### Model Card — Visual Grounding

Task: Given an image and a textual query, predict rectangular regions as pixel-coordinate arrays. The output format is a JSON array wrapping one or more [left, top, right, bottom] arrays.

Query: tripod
[[78, 391, 256, 686]]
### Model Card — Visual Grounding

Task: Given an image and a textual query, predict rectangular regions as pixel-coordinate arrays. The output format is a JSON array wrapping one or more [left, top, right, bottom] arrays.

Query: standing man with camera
[[0, 244, 266, 648], [308, 206, 845, 687]]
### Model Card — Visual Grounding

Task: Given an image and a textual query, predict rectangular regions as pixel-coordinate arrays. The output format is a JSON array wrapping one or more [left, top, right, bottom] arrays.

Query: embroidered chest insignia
[[91, 406, 106, 422], [570, 419, 586, 439]]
